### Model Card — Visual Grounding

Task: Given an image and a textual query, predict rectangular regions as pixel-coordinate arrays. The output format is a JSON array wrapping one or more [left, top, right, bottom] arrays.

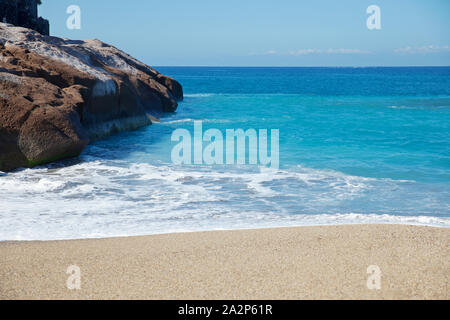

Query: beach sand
[[0, 224, 448, 300]]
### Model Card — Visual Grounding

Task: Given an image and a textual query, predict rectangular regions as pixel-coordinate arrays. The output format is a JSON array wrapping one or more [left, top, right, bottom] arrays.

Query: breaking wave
[[1, 157, 448, 240]]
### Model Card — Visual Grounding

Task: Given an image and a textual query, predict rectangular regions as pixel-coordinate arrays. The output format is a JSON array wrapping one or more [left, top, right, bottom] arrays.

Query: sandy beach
[[0, 224, 448, 300]]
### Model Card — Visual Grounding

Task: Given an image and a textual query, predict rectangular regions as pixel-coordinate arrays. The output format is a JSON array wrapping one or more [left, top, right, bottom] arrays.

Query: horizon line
[[152, 65, 450, 68]]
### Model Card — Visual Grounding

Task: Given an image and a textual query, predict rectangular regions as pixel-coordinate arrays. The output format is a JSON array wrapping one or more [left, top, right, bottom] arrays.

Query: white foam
[[388, 105, 410, 109], [0, 158, 448, 241], [162, 118, 232, 124], [184, 93, 216, 98]]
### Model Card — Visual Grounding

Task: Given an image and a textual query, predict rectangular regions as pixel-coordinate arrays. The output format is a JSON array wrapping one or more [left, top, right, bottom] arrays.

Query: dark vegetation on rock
[[0, 0, 49, 35]]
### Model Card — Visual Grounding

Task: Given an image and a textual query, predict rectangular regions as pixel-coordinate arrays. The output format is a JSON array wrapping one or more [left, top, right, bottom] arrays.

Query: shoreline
[[0, 222, 449, 243], [0, 224, 448, 300]]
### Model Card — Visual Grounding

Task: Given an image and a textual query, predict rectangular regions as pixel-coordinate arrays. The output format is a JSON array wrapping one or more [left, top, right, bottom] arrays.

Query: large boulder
[[0, 23, 183, 172]]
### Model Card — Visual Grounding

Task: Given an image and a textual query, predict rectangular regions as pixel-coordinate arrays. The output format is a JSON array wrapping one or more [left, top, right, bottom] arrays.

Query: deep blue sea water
[[1, 67, 449, 240]]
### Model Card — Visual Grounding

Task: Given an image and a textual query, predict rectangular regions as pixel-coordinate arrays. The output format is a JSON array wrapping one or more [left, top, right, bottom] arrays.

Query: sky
[[39, 0, 450, 66]]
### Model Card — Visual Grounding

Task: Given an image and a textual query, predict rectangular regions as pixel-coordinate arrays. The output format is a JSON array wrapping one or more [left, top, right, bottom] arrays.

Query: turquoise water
[[1, 67, 449, 240]]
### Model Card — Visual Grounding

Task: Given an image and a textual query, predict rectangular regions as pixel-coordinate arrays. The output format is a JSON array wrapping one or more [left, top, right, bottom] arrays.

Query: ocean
[[1, 67, 449, 240]]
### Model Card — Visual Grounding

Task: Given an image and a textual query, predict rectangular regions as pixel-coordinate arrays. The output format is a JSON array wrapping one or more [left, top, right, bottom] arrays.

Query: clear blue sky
[[40, 0, 450, 66]]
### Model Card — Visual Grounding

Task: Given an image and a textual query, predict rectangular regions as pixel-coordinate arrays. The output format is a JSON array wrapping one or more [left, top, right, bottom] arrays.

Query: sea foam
[[0, 157, 448, 241]]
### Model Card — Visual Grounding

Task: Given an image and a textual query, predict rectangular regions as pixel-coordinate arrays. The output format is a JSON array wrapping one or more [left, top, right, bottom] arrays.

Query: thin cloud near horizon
[[251, 49, 372, 56], [288, 49, 372, 56], [252, 45, 450, 57], [394, 45, 450, 54]]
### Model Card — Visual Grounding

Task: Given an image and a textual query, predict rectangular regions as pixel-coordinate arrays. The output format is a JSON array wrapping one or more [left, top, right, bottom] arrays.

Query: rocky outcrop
[[0, 23, 183, 172], [0, 0, 49, 36]]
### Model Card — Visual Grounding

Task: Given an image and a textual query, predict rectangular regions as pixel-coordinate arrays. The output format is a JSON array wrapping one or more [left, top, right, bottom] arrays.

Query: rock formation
[[0, 23, 183, 172]]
